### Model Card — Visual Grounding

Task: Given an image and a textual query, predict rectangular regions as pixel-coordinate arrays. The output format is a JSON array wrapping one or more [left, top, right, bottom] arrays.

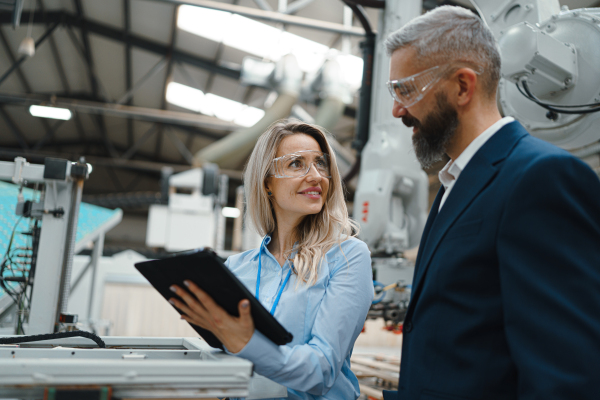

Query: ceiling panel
[[82, 0, 124, 30], [170, 62, 211, 92], [175, 28, 221, 64], [51, 27, 90, 94], [131, 47, 166, 109], [130, 0, 174, 45], [89, 34, 126, 101]]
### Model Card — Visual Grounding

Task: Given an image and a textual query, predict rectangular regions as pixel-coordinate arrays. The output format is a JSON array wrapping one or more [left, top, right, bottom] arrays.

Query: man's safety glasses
[[387, 64, 483, 108], [386, 65, 445, 108], [270, 150, 331, 179]]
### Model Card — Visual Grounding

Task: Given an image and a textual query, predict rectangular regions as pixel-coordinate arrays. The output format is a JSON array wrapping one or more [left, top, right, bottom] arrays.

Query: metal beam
[[0, 11, 242, 79], [36, 0, 87, 144], [166, 126, 194, 164], [0, 26, 32, 91], [0, 92, 240, 131], [0, 22, 62, 147], [252, 0, 273, 11], [282, 0, 316, 14], [150, 0, 368, 36], [121, 123, 158, 160], [0, 21, 60, 86], [116, 56, 168, 105], [155, 5, 178, 161], [74, 0, 117, 158]]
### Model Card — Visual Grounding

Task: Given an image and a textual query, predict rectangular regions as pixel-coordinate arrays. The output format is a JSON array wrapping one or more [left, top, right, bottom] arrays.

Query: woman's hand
[[169, 280, 255, 353]]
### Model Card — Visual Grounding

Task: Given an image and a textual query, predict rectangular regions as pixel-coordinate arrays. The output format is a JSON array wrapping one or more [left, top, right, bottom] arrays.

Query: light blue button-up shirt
[[224, 235, 373, 400]]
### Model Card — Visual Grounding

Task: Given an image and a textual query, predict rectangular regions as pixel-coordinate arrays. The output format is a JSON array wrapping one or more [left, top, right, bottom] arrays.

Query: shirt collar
[[438, 116, 514, 189]]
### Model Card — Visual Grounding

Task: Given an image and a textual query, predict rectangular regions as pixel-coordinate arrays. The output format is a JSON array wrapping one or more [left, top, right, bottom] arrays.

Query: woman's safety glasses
[[270, 150, 331, 179], [386, 65, 444, 108]]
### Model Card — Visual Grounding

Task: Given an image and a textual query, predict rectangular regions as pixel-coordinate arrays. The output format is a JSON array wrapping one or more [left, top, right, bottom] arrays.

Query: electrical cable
[[516, 79, 600, 115], [0, 331, 106, 348], [341, 0, 374, 35]]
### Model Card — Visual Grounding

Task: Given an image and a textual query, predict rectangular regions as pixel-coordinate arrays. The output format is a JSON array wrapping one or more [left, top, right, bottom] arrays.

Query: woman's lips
[[299, 191, 321, 200]]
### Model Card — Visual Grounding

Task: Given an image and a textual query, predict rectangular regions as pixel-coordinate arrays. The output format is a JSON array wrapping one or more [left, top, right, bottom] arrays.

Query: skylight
[[166, 82, 265, 127], [29, 105, 72, 120], [177, 5, 363, 88]]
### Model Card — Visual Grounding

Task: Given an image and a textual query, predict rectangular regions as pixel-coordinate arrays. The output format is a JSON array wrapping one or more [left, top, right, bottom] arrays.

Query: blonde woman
[[169, 120, 374, 400]]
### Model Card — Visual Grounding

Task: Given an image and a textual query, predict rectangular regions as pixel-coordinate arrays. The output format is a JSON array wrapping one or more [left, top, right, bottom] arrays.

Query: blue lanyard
[[255, 246, 293, 315]]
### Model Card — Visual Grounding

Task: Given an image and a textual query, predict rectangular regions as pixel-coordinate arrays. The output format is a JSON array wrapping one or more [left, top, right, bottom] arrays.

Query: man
[[382, 6, 600, 400]]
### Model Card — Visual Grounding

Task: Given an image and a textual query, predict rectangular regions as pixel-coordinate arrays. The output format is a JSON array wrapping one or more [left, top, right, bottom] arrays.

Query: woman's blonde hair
[[244, 119, 357, 285]]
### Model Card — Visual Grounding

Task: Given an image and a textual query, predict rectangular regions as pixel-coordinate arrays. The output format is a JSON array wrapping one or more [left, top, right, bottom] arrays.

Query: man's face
[[389, 48, 459, 168]]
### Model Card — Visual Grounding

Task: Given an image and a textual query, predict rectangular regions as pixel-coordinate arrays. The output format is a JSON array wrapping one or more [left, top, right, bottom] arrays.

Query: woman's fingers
[[169, 285, 210, 321], [238, 299, 252, 326], [183, 280, 220, 312]]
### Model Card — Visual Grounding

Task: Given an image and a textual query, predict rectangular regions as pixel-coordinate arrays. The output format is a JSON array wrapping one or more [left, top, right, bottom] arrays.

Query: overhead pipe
[[153, 0, 367, 37], [193, 54, 303, 170], [0, 92, 239, 131]]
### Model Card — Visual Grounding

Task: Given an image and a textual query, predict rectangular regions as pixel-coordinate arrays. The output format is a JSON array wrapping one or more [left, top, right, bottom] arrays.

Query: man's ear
[[454, 68, 478, 107]]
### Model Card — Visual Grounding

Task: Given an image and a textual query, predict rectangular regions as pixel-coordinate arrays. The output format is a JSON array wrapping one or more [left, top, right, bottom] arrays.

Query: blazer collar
[[408, 121, 528, 307]]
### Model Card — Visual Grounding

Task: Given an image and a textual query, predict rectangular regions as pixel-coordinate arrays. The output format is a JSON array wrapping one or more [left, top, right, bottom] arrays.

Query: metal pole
[[87, 234, 104, 321], [214, 174, 228, 252], [55, 172, 84, 329]]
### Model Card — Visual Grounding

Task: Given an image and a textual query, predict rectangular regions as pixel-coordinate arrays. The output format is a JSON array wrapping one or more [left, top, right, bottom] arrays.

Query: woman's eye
[[289, 160, 302, 168]]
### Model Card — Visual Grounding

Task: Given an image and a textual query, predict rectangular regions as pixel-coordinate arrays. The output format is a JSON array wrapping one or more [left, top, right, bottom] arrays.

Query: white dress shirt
[[438, 117, 515, 211]]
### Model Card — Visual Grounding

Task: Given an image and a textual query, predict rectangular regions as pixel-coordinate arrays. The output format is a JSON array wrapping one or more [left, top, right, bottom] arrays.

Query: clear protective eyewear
[[387, 65, 445, 108], [270, 150, 332, 179], [387, 64, 483, 108]]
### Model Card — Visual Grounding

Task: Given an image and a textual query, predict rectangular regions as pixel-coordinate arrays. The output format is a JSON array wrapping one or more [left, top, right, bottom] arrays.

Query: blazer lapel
[[408, 121, 528, 308], [411, 186, 444, 290]]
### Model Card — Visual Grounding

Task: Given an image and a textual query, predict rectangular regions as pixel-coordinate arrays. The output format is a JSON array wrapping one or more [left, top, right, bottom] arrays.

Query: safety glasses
[[270, 150, 331, 179], [387, 64, 483, 108], [387, 65, 444, 108]]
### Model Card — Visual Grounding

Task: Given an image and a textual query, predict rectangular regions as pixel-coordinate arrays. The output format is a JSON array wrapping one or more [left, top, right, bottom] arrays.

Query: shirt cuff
[[225, 330, 281, 367]]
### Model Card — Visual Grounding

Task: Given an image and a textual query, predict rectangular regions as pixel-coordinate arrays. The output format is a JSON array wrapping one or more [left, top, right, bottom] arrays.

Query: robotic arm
[[472, 0, 600, 150]]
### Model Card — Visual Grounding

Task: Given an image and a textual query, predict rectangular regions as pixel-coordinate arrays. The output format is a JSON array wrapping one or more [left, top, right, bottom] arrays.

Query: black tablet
[[134, 248, 293, 350]]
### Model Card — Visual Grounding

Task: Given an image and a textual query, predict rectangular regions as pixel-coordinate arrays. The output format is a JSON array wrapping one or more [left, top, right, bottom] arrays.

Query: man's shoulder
[[507, 129, 584, 171]]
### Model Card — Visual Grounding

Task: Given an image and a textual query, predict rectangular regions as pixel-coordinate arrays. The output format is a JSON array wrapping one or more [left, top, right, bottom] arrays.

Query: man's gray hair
[[385, 6, 501, 98]]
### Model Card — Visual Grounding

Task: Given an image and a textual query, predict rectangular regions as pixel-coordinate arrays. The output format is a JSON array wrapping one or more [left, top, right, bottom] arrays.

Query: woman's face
[[266, 134, 331, 224]]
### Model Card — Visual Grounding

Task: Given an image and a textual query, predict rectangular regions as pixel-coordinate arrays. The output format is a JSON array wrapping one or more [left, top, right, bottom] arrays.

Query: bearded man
[[382, 6, 600, 400]]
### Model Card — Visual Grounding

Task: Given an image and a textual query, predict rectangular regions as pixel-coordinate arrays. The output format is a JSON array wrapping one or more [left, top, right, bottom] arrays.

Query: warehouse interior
[[1, 0, 600, 398]]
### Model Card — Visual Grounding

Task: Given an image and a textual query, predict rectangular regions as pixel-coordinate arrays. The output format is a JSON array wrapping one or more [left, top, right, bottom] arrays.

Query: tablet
[[134, 249, 293, 350]]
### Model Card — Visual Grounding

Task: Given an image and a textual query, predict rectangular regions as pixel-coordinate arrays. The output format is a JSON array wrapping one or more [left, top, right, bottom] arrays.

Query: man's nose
[[392, 101, 408, 118]]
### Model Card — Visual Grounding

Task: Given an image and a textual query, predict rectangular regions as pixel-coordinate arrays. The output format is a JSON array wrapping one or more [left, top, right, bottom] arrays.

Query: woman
[[169, 120, 373, 399]]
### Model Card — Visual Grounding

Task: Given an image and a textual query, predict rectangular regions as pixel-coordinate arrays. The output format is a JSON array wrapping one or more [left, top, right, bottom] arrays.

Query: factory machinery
[[1, 0, 600, 397], [0, 157, 285, 399]]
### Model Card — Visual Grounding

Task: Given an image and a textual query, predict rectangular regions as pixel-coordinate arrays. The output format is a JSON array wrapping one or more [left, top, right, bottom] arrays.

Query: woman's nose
[[305, 163, 323, 181]]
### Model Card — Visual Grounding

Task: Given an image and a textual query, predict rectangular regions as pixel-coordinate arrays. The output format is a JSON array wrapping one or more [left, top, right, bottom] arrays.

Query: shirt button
[[403, 321, 413, 333]]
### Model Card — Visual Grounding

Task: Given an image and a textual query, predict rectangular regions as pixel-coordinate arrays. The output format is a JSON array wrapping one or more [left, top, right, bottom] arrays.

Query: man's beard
[[403, 91, 459, 169]]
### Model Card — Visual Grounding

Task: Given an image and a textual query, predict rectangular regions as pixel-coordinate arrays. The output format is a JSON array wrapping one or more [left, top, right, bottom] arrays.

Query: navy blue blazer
[[383, 121, 600, 400]]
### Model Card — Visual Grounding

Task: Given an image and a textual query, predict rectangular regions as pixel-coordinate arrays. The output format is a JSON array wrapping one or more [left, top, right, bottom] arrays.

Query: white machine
[[0, 336, 285, 399], [355, 0, 600, 327], [0, 157, 93, 335], [0, 158, 285, 398], [146, 165, 226, 252]]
